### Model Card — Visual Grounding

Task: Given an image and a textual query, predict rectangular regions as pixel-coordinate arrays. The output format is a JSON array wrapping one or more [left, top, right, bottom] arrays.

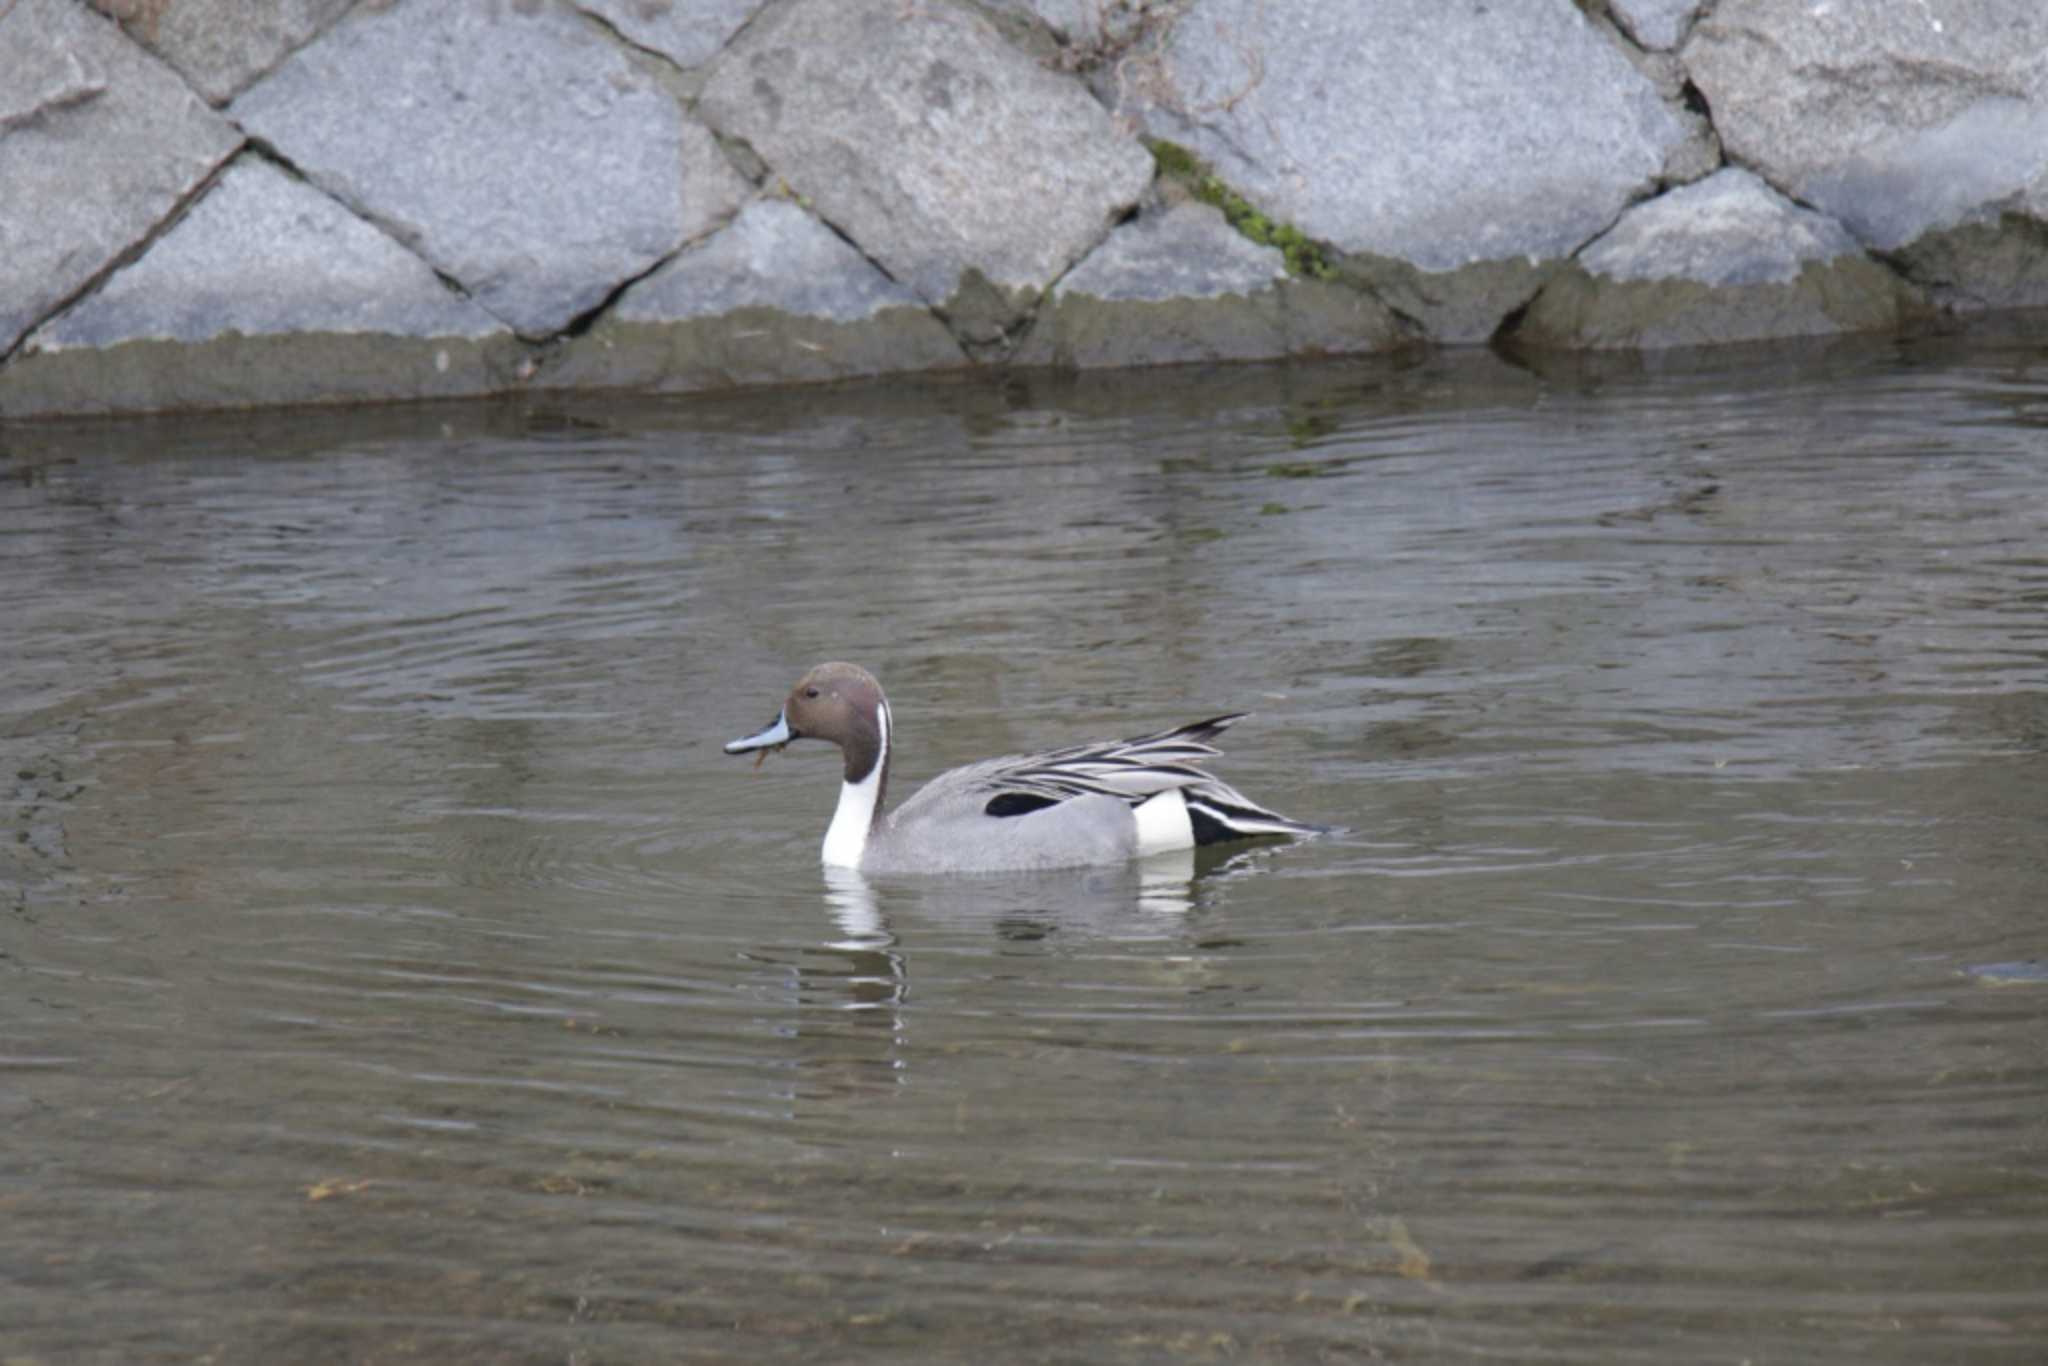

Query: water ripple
[[4, 349, 2046, 1360]]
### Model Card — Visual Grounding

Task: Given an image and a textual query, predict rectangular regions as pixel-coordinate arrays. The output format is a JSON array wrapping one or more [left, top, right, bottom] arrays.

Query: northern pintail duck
[[724, 662, 1321, 873]]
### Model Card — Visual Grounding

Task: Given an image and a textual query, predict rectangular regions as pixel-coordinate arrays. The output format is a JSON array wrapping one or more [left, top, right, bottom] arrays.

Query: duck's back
[[864, 760, 1138, 874]]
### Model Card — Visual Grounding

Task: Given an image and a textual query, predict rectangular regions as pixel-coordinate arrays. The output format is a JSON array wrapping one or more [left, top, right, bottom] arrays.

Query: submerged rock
[[698, 0, 1154, 356], [1, 157, 519, 416], [1686, 0, 2048, 309], [1512, 169, 1923, 349], [543, 199, 966, 392], [0, 0, 240, 354], [230, 1, 746, 338]]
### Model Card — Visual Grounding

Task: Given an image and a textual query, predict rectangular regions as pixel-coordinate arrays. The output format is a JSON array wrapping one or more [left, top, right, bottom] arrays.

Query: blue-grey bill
[[724, 710, 793, 755]]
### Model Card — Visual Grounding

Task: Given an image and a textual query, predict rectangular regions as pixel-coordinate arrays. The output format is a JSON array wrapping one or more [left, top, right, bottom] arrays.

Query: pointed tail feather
[[1185, 783, 1327, 846]]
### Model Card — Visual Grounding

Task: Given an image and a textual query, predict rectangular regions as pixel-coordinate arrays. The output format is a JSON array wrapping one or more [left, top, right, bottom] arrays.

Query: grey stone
[[230, 0, 747, 339], [544, 198, 965, 391], [1685, 0, 2048, 253], [1018, 198, 1288, 367], [1346, 257, 1570, 349], [698, 0, 1155, 351], [979, 0, 1098, 40], [90, 0, 355, 105], [1122, 0, 1687, 284], [3, 157, 521, 416], [1056, 198, 1285, 303], [37, 158, 509, 345], [1513, 170, 1924, 350], [573, 0, 764, 70], [1600, 26, 1720, 187], [1279, 275, 1416, 359], [1579, 169, 1867, 287], [1018, 199, 1407, 368], [0, 0, 241, 353], [1610, 0, 1699, 51], [981, 0, 1164, 48], [1, 9, 105, 132], [1885, 211, 2048, 313], [609, 199, 938, 323]]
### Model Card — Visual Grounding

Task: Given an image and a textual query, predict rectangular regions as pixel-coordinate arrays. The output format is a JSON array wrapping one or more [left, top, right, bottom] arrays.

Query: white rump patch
[[1133, 787, 1194, 857]]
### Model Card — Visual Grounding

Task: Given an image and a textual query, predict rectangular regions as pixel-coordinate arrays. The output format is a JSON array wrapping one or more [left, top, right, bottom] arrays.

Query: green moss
[[1147, 139, 1203, 180], [1146, 139, 1338, 281]]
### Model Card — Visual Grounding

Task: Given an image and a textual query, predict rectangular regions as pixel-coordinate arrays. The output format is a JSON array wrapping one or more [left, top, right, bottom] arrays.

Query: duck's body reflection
[[780, 851, 1216, 1100]]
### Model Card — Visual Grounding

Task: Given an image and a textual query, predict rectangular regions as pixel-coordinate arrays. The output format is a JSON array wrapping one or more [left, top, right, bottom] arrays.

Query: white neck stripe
[[822, 698, 888, 867]]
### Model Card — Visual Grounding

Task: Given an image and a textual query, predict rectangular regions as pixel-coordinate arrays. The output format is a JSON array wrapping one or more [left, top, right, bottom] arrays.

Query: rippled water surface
[[5, 339, 2047, 1363]]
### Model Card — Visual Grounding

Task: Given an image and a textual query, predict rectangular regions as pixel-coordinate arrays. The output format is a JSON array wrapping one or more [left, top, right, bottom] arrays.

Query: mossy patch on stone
[[1145, 139, 1337, 281], [1146, 138, 1204, 181]]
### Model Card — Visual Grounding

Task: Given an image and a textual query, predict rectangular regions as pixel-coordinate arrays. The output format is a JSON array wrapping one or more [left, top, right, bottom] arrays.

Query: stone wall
[[2, 0, 2044, 418]]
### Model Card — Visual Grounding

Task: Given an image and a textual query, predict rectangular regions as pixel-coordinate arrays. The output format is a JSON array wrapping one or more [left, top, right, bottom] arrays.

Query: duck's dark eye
[[804, 686, 821, 699]]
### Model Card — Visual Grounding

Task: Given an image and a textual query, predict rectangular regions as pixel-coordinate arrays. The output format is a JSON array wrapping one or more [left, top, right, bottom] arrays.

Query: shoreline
[[4, 0, 2044, 419]]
